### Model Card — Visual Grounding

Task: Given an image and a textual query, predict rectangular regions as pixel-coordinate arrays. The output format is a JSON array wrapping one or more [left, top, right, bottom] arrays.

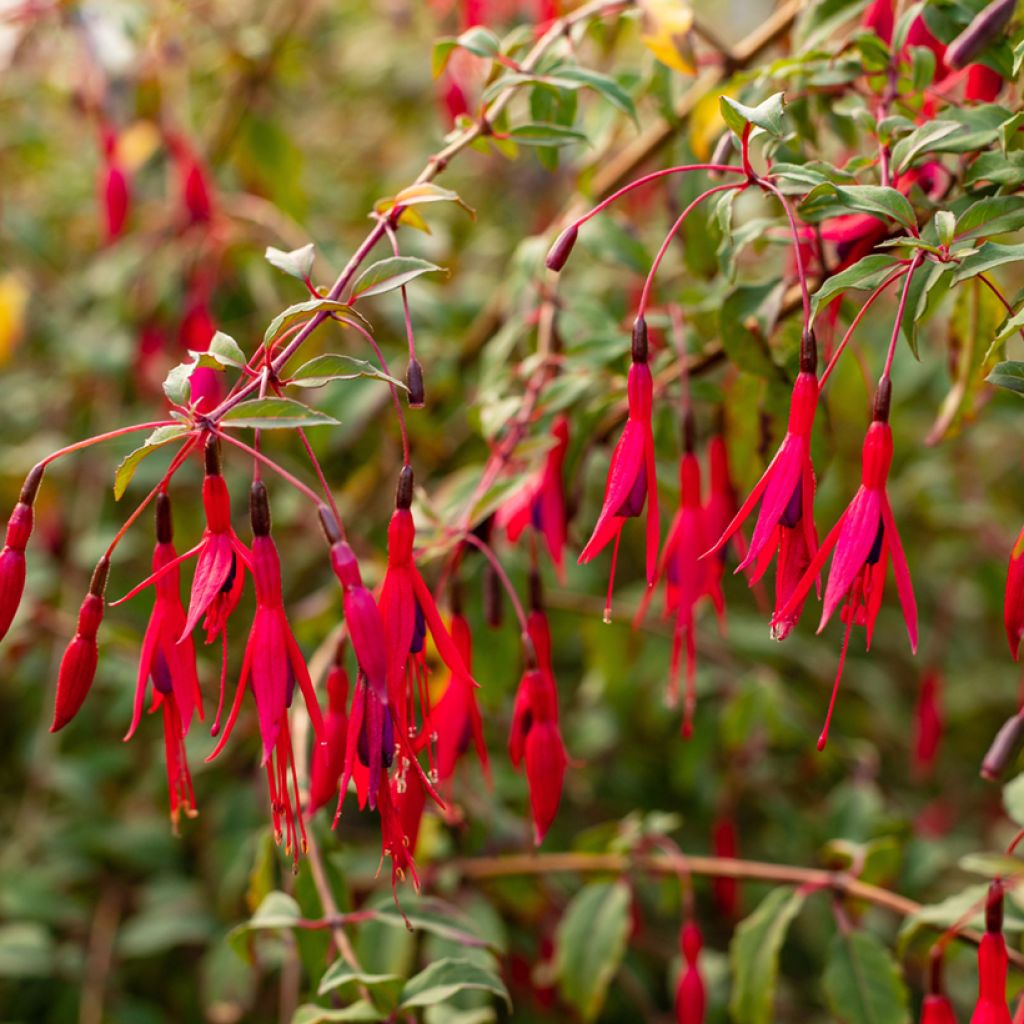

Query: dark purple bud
[[396, 465, 414, 510], [156, 491, 174, 544], [250, 480, 271, 537], [406, 358, 425, 408], [545, 224, 578, 272], [946, 0, 1016, 68], [800, 328, 817, 374], [981, 713, 1024, 780], [872, 377, 892, 423]]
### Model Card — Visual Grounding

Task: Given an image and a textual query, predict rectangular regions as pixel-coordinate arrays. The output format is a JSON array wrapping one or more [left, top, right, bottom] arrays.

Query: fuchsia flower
[[1004, 523, 1024, 659], [773, 382, 917, 749], [579, 319, 659, 617], [711, 814, 740, 919], [971, 881, 1012, 1024], [707, 332, 819, 641], [51, 558, 109, 732], [0, 466, 41, 642], [509, 606, 567, 844], [913, 670, 943, 777], [675, 921, 705, 1024], [639, 440, 718, 736], [704, 431, 748, 589], [432, 590, 489, 783], [168, 134, 215, 225], [210, 481, 326, 861], [378, 467, 477, 763], [497, 415, 570, 580], [99, 127, 129, 243], [308, 654, 350, 814], [922, 995, 958, 1024], [125, 492, 202, 827]]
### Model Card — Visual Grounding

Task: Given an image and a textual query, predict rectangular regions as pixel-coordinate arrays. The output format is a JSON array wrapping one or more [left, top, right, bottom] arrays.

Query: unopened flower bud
[[632, 316, 649, 364], [396, 465, 414, 510], [981, 714, 1024, 781], [545, 224, 578, 272], [249, 480, 272, 537], [406, 359, 425, 408], [946, 0, 1016, 69]]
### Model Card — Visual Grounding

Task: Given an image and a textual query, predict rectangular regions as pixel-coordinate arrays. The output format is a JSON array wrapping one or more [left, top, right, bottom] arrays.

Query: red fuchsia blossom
[[774, 381, 917, 749], [99, 127, 129, 243], [913, 669, 944, 777], [638, 426, 719, 736], [210, 481, 326, 861], [971, 881, 1012, 1024], [510, 608, 566, 844], [706, 332, 820, 642], [922, 994, 959, 1024], [308, 651, 350, 814], [579, 319, 660, 619], [0, 466, 42, 643], [167, 134, 215, 225], [125, 493, 202, 827], [711, 814, 740, 919], [431, 583, 489, 784], [378, 467, 477, 771], [1004, 523, 1024, 659], [704, 429, 748, 587], [496, 415, 570, 581], [675, 920, 705, 1024], [51, 557, 109, 732]]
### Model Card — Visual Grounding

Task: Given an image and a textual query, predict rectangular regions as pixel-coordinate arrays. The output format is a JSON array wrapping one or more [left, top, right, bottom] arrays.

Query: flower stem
[[37, 421, 178, 470], [881, 252, 924, 382]]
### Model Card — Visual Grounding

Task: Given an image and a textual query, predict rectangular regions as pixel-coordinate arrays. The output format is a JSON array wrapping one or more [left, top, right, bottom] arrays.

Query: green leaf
[[263, 298, 365, 348], [317, 961, 402, 999], [720, 92, 786, 138], [0, 923, 54, 978], [542, 65, 637, 122], [951, 242, 1024, 284], [934, 210, 955, 248], [554, 880, 631, 1022], [352, 257, 446, 299], [367, 899, 498, 951], [729, 887, 806, 1024], [506, 122, 589, 147], [291, 1003, 384, 1024], [220, 398, 339, 429], [113, 425, 190, 500], [833, 185, 916, 231], [265, 243, 316, 281], [956, 196, 1024, 240], [288, 353, 405, 389], [398, 958, 511, 1011], [251, 891, 302, 928], [810, 254, 901, 322], [455, 25, 500, 57], [163, 360, 194, 406], [375, 183, 475, 222], [822, 930, 910, 1024], [205, 330, 247, 368], [891, 120, 961, 173], [990, 362, 1024, 396]]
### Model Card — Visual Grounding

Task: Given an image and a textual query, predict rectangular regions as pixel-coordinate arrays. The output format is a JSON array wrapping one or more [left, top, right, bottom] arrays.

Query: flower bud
[[406, 358, 425, 408], [249, 480, 272, 538], [632, 315, 649, 364], [981, 714, 1024, 781], [545, 224, 578, 272], [50, 558, 109, 732], [946, 0, 1016, 69]]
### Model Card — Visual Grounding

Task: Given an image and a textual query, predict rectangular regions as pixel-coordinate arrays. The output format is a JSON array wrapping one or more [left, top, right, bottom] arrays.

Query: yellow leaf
[[0, 273, 29, 366], [116, 120, 161, 172], [689, 83, 740, 160], [639, 0, 696, 75]]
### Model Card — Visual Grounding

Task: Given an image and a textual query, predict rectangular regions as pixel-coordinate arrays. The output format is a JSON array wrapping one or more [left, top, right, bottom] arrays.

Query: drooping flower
[[970, 880, 1012, 1024], [913, 669, 943, 777], [99, 127, 129, 243], [638, 431, 718, 736], [115, 437, 251, 729], [168, 134, 215, 225], [497, 415, 570, 580], [1004, 523, 1024, 659], [432, 582, 489, 783], [308, 651, 350, 814], [125, 492, 202, 827], [706, 332, 819, 641], [509, 624, 567, 845], [51, 557, 109, 732], [773, 381, 918, 749], [0, 465, 41, 643], [711, 814, 740, 919], [703, 430, 747, 595], [675, 921, 705, 1024], [209, 481, 326, 862], [379, 467, 478, 770], [579, 318, 660, 619], [922, 994, 959, 1024]]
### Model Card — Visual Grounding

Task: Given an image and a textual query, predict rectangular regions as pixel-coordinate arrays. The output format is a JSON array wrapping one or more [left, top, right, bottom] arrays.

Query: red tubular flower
[[711, 814, 740, 919], [98, 126, 129, 243], [1004, 523, 1024, 659], [378, 467, 477, 765], [639, 432, 717, 735], [922, 995, 959, 1024], [308, 655, 350, 814], [211, 483, 326, 861], [523, 668, 567, 845], [966, 63, 1004, 101], [704, 430, 748, 587], [168, 135, 214, 224], [125, 493, 202, 826], [913, 670, 943, 777], [497, 416, 570, 580], [0, 466, 42, 643], [432, 591, 489, 783], [377, 772, 421, 903], [774, 383, 918, 749], [971, 881, 1012, 1024], [51, 557, 109, 732], [675, 921, 705, 1024], [579, 319, 660, 617], [707, 333, 819, 640]]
